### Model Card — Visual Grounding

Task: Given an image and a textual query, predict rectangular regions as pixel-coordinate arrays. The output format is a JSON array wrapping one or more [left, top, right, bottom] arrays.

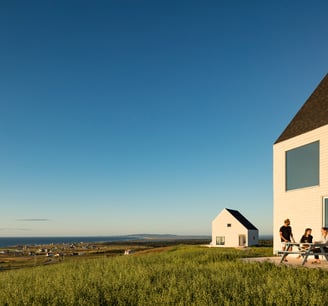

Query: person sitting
[[312, 227, 328, 264], [297, 228, 313, 259]]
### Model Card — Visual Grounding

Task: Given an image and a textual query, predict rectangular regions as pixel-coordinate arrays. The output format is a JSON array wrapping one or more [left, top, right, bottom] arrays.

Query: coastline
[[0, 234, 211, 248], [0, 234, 272, 248]]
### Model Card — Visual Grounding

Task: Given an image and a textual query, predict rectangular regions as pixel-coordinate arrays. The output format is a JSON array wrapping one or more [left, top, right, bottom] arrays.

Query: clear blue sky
[[1, 0, 327, 237]]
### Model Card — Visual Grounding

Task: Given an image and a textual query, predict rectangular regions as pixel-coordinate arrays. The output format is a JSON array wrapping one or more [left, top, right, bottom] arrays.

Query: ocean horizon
[[0, 234, 273, 248], [0, 234, 211, 248]]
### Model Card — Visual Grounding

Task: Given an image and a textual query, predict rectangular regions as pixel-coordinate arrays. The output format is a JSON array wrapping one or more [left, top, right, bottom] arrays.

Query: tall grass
[[0, 245, 327, 305]]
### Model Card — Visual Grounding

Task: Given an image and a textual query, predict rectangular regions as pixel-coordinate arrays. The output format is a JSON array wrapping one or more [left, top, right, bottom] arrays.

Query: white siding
[[211, 209, 258, 247], [273, 125, 328, 253]]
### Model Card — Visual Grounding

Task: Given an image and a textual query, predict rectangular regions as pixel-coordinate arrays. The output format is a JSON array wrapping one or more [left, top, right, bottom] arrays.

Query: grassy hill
[[1, 244, 327, 305]]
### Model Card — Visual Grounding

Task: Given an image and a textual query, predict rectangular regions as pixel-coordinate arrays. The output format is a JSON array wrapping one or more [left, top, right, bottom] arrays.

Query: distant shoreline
[[0, 234, 273, 248], [0, 235, 210, 248], [259, 235, 273, 240]]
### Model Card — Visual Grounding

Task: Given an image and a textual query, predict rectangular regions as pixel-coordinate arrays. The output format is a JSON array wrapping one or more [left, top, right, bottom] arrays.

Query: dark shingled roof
[[275, 74, 328, 144], [226, 208, 258, 230]]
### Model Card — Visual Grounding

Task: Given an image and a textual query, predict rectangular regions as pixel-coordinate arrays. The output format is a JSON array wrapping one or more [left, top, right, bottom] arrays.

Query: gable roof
[[275, 73, 328, 144], [225, 208, 258, 230]]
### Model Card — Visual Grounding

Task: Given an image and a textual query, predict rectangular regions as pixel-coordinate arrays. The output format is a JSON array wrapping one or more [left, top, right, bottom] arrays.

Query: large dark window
[[286, 141, 319, 191]]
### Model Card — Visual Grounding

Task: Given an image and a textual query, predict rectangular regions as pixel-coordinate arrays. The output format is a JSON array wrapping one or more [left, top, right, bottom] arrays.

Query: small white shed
[[211, 208, 259, 247]]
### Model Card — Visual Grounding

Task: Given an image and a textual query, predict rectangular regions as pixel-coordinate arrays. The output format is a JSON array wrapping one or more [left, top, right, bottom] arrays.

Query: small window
[[227, 223, 231, 227], [216, 236, 225, 245]]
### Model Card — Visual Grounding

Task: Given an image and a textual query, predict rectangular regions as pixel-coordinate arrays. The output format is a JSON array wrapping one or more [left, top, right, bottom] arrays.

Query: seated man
[[312, 227, 328, 264]]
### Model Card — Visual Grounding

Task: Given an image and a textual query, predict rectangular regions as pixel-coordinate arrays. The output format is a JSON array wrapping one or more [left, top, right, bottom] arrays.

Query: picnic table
[[278, 242, 328, 265]]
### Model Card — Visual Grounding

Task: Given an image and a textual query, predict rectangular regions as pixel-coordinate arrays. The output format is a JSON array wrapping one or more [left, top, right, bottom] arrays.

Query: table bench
[[278, 242, 328, 265]]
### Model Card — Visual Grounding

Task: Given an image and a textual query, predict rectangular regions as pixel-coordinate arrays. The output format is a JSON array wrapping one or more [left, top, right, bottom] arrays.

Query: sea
[[0, 236, 133, 248], [0, 234, 212, 248]]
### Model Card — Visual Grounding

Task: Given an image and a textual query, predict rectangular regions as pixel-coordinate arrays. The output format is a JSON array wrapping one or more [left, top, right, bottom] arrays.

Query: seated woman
[[297, 228, 313, 258], [312, 227, 328, 264]]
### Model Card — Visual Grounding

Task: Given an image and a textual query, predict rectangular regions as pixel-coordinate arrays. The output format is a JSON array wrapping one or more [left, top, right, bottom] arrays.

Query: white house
[[211, 208, 259, 247], [273, 73, 328, 254]]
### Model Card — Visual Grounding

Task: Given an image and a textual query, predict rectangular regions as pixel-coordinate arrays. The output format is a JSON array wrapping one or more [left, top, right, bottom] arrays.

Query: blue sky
[[0, 0, 327, 236]]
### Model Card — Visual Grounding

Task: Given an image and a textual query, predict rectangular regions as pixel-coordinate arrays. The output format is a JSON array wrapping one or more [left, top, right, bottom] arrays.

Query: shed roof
[[226, 208, 258, 230], [275, 73, 328, 144]]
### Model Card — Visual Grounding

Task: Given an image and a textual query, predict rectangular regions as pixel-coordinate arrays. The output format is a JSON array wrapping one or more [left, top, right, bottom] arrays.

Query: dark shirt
[[280, 225, 292, 242], [300, 234, 313, 244]]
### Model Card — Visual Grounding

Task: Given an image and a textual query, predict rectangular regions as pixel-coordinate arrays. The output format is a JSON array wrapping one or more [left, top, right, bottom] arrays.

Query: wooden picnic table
[[278, 242, 328, 265]]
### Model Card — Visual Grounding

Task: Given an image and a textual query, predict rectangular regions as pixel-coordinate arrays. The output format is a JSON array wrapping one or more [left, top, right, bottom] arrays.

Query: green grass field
[[1, 245, 327, 305]]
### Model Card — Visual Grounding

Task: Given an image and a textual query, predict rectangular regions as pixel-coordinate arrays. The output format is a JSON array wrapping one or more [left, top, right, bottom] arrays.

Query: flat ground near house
[[242, 256, 328, 269]]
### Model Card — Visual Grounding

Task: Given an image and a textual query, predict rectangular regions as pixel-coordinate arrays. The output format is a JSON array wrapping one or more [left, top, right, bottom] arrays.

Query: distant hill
[[124, 234, 211, 240]]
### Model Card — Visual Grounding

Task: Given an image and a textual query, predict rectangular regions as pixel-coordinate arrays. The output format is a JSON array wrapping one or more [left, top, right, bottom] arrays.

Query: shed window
[[216, 236, 225, 245], [227, 223, 231, 227]]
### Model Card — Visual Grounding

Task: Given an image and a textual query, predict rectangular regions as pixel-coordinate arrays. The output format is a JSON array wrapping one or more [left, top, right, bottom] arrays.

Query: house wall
[[273, 125, 328, 253], [211, 209, 252, 247], [247, 230, 259, 246]]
